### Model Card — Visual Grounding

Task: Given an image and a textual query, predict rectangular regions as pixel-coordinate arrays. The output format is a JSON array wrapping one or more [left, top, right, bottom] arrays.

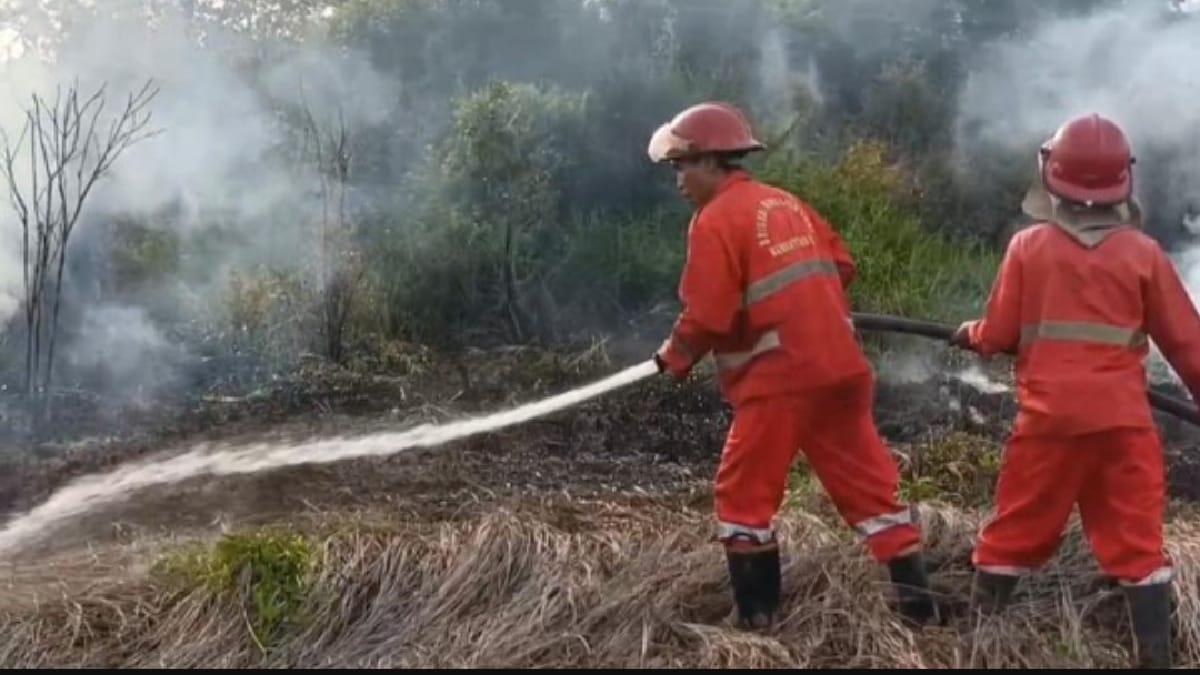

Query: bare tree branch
[[0, 77, 160, 435], [295, 85, 359, 364]]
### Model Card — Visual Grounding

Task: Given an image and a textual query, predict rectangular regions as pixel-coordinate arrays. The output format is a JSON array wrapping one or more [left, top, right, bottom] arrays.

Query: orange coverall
[[963, 221, 1200, 584], [657, 170, 920, 562]]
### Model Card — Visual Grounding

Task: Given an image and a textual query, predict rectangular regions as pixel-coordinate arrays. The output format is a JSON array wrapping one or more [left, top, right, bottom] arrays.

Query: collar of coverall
[[1021, 180, 1144, 249], [712, 168, 751, 198], [693, 169, 751, 212]]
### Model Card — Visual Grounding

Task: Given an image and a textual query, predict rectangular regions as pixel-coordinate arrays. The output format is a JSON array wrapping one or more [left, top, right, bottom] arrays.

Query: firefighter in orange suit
[[647, 101, 937, 629], [951, 113, 1200, 669]]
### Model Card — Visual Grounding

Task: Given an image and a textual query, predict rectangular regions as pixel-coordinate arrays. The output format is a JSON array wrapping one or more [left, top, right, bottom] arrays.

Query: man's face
[[670, 155, 723, 207]]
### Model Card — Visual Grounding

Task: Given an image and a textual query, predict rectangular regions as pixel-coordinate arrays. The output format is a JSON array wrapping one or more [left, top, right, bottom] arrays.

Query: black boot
[[969, 569, 1018, 616], [725, 543, 781, 630], [1123, 582, 1172, 669], [887, 551, 938, 625]]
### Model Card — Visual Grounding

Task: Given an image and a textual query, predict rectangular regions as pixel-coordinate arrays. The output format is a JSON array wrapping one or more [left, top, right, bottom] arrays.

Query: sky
[[0, 26, 19, 60]]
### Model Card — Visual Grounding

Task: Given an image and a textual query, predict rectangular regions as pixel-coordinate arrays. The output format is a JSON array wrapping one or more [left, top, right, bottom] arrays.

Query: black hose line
[[850, 312, 1200, 428]]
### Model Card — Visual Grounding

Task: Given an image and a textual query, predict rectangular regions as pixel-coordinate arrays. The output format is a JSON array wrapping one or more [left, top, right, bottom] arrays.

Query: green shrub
[[548, 206, 687, 315], [154, 528, 317, 651], [758, 139, 1000, 323], [361, 107, 1000, 352], [897, 431, 1002, 507]]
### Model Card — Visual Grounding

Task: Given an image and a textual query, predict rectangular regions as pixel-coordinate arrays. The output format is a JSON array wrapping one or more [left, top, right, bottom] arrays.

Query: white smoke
[[0, 21, 19, 60], [0, 28, 44, 330], [955, 0, 1200, 244], [874, 336, 941, 385], [955, 1, 1200, 386], [953, 363, 1010, 395], [956, 2, 1200, 160], [756, 25, 823, 120], [0, 5, 397, 397], [64, 304, 190, 408]]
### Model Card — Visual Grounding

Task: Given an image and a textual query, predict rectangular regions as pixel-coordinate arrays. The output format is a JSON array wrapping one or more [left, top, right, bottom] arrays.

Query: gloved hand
[[948, 321, 974, 350], [654, 339, 692, 381]]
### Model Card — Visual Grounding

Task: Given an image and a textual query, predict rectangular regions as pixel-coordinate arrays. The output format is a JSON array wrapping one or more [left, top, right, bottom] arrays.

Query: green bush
[[363, 80, 593, 347], [547, 206, 686, 316], [758, 139, 1000, 323], [360, 97, 1000, 352], [154, 528, 317, 651], [897, 431, 1002, 507]]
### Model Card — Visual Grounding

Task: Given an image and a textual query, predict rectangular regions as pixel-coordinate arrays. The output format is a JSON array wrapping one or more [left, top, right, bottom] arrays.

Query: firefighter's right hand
[[654, 341, 691, 381]]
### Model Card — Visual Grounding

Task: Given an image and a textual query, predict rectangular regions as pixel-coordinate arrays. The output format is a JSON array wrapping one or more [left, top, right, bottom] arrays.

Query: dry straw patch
[[1, 496, 1199, 668]]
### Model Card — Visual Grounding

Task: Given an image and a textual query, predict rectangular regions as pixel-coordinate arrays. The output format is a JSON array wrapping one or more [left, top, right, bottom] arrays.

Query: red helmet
[[647, 101, 765, 163], [1039, 113, 1135, 206]]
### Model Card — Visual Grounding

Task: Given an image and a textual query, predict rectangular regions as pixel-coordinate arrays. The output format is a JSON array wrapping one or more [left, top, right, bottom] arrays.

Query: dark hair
[[715, 150, 750, 171]]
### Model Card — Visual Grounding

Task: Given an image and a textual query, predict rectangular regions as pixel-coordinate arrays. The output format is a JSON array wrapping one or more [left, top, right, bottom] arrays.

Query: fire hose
[[850, 312, 1200, 428]]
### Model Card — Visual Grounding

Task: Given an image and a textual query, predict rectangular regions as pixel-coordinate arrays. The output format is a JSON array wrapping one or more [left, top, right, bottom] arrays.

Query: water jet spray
[[0, 313, 1195, 559], [851, 313, 1200, 426]]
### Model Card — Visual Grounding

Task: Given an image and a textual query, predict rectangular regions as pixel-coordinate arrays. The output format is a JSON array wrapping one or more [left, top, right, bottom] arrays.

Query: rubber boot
[[725, 543, 781, 630], [969, 569, 1018, 616], [1123, 582, 1172, 669], [887, 551, 938, 625]]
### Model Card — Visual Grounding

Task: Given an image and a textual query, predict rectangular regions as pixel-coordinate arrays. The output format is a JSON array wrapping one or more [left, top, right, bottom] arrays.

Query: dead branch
[[0, 77, 160, 433], [295, 85, 359, 365]]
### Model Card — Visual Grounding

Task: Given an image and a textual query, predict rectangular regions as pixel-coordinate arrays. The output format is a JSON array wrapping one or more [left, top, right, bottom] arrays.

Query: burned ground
[[3, 343, 1200, 554]]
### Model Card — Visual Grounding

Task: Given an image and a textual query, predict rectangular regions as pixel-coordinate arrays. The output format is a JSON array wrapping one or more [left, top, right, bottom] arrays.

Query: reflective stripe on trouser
[[1121, 566, 1173, 587], [1019, 320, 1147, 349], [976, 564, 1034, 577], [718, 508, 916, 548], [972, 428, 1169, 582], [713, 373, 920, 563], [854, 505, 918, 538], [716, 522, 775, 545]]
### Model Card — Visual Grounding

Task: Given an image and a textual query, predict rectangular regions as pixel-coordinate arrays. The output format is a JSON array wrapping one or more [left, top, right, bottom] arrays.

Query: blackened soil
[[2, 362, 1200, 559]]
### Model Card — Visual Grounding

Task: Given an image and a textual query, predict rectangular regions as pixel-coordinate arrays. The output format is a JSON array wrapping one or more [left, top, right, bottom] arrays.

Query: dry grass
[[5, 326, 1198, 668], [1, 494, 1199, 669]]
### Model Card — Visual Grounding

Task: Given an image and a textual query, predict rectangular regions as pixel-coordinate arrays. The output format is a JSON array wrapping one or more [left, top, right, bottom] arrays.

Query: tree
[[297, 91, 360, 364], [439, 81, 587, 344], [0, 78, 159, 426]]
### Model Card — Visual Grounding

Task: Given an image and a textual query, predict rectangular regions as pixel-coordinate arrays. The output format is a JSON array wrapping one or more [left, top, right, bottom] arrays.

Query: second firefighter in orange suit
[[646, 101, 937, 628], [951, 113, 1200, 669]]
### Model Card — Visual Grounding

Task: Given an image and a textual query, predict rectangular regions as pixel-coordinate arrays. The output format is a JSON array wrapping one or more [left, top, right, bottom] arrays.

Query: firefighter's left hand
[[948, 321, 973, 350]]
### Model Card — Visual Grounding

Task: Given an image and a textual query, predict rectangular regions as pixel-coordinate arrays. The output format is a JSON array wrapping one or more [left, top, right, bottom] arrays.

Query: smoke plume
[[954, 0, 1200, 387], [0, 4, 396, 402], [955, 1, 1200, 248], [4, 0, 1194, 412]]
